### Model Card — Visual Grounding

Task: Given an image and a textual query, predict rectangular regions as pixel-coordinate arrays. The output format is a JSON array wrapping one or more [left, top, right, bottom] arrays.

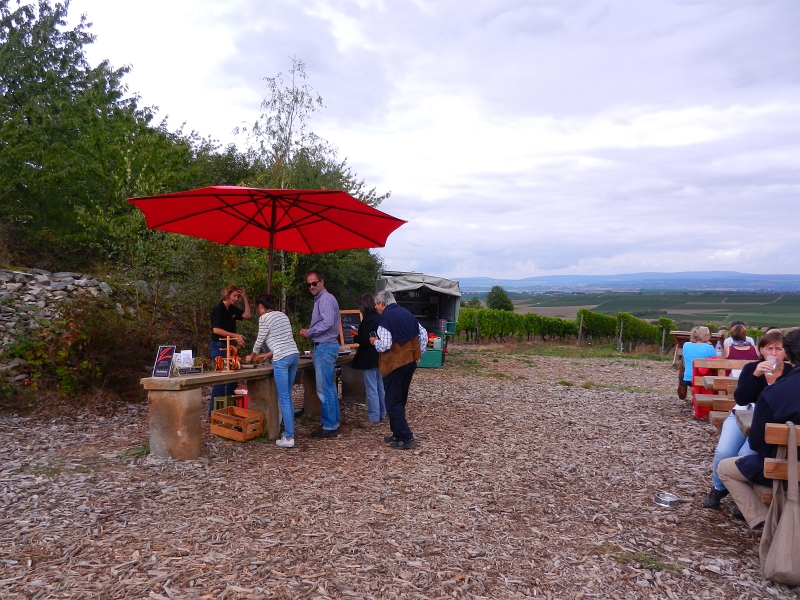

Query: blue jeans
[[273, 353, 299, 439], [712, 412, 756, 490], [362, 367, 386, 422], [312, 341, 340, 430], [209, 341, 236, 416]]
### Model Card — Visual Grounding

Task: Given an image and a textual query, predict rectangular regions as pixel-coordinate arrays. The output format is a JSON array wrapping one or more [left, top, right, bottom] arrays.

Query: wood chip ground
[[2, 344, 799, 599]]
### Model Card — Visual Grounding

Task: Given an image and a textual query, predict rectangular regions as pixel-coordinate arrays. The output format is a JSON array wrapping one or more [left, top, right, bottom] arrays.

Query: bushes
[[4, 292, 198, 405], [617, 312, 661, 345], [457, 307, 670, 348], [577, 309, 617, 341]]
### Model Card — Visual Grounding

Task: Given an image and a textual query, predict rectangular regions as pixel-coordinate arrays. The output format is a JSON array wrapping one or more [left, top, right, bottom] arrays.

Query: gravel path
[[1, 344, 798, 599]]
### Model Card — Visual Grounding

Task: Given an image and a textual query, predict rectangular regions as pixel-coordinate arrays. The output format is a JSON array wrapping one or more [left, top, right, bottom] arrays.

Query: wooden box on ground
[[210, 407, 264, 442], [213, 395, 239, 411]]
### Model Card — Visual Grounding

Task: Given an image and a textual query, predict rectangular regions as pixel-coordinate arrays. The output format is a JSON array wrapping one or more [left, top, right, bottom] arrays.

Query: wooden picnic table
[[701, 375, 739, 392], [140, 352, 362, 460], [736, 410, 753, 436]]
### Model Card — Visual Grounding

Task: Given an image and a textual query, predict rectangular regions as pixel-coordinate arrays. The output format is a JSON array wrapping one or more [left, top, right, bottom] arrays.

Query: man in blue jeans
[[300, 270, 341, 438], [209, 285, 250, 416]]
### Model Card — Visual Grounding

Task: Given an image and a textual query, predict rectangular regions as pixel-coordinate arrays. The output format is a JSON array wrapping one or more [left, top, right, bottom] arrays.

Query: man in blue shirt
[[300, 270, 341, 438]]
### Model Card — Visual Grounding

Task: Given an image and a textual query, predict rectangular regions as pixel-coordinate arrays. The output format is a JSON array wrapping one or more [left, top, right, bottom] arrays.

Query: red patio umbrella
[[128, 186, 406, 292]]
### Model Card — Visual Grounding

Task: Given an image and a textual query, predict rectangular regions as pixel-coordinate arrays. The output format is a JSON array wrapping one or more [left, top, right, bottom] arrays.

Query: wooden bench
[[759, 423, 800, 505], [693, 359, 758, 431], [140, 353, 363, 460]]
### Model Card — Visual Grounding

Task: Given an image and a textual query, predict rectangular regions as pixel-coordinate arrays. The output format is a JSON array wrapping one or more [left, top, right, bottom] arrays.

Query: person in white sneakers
[[246, 294, 299, 448]]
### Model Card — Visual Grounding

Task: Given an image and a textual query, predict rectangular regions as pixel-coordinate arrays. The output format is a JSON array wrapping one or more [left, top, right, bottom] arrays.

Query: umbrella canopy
[[128, 186, 407, 291]]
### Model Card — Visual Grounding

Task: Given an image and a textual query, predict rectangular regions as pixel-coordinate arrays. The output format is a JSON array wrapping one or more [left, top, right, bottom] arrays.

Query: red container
[[234, 385, 249, 409]]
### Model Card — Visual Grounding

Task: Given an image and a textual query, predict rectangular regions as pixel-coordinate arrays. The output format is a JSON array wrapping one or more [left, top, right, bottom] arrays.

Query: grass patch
[[615, 552, 681, 572], [557, 380, 574, 387], [580, 381, 652, 393], [477, 370, 513, 379], [120, 444, 149, 460], [502, 343, 671, 361]]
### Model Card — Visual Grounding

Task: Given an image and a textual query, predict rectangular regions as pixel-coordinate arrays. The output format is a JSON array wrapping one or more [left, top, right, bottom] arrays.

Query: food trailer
[[375, 271, 461, 368]]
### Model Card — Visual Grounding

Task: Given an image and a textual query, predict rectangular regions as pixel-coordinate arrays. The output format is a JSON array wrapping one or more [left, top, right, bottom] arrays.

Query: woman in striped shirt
[[246, 294, 300, 448]]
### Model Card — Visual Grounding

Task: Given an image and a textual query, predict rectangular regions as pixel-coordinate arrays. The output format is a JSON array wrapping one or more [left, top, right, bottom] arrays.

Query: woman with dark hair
[[723, 324, 759, 360], [351, 294, 385, 426], [702, 329, 793, 509], [718, 328, 800, 529], [246, 294, 300, 448], [209, 285, 250, 416]]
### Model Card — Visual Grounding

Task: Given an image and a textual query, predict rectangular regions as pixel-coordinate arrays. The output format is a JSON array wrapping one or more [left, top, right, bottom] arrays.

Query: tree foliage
[[485, 286, 514, 311]]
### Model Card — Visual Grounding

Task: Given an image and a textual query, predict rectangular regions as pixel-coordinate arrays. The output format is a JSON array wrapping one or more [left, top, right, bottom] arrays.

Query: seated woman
[[679, 326, 717, 396], [245, 294, 300, 449], [702, 330, 793, 508], [723, 324, 759, 360], [718, 328, 800, 529]]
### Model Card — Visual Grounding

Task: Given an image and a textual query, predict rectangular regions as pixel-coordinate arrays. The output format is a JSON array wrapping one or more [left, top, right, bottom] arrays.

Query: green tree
[[238, 57, 388, 314], [485, 286, 514, 311]]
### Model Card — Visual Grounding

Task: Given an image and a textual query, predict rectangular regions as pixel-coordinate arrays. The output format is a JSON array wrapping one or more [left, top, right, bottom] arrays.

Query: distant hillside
[[456, 272, 800, 293]]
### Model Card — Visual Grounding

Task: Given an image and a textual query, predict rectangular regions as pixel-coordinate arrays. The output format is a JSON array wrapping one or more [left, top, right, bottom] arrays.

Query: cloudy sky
[[70, 0, 800, 279]]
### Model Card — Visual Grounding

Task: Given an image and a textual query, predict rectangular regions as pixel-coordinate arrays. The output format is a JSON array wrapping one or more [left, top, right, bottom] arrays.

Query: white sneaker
[[275, 436, 295, 448]]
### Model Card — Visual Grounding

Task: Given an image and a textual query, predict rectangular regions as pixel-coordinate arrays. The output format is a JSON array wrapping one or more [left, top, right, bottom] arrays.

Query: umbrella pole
[[266, 200, 277, 294], [267, 245, 274, 294]]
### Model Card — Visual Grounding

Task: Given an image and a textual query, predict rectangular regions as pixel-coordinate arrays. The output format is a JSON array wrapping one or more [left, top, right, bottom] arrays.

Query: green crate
[[418, 349, 443, 368]]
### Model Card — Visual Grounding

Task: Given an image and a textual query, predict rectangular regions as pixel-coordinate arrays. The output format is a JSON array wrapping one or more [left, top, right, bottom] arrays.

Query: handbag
[[759, 421, 800, 585]]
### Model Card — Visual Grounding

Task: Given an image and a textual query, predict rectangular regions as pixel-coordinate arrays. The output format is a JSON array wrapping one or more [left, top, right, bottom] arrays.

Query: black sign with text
[[152, 345, 176, 378]]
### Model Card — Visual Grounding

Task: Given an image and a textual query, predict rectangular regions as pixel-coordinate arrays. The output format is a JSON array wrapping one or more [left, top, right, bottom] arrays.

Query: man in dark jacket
[[718, 328, 800, 529], [370, 290, 427, 450]]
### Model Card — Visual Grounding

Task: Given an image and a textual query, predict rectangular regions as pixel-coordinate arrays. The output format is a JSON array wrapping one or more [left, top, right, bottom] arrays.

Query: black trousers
[[383, 361, 416, 442]]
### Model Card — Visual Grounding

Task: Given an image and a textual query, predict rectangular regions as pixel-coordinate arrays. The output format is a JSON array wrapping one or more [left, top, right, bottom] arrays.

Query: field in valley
[[512, 292, 800, 327]]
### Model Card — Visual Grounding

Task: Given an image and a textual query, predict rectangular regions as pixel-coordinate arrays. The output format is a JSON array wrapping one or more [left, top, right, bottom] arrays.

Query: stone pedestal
[[339, 361, 366, 403], [303, 369, 321, 418], [247, 377, 280, 439], [148, 389, 203, 460]]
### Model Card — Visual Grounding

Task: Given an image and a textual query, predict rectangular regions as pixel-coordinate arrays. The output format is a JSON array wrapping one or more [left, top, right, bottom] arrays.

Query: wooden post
[[617, 320, 624, 353], [577, 313, 584, 347], [661, 328, 666, 356]]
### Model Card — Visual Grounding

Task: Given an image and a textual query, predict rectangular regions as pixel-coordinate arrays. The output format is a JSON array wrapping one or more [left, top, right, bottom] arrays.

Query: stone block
[[49, 282, 67, 291], [99, 282, 112, 293], [52, 272, 82, 280], [148, 389, 203, 460]]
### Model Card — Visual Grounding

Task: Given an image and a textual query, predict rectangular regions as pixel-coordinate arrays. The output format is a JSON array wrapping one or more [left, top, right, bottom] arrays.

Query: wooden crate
[[210, 406, 264, 442], [213, 395, 239, 411]]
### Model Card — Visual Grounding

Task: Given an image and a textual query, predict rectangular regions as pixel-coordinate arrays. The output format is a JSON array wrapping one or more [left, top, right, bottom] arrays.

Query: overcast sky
[[70, 0, 800, 279]]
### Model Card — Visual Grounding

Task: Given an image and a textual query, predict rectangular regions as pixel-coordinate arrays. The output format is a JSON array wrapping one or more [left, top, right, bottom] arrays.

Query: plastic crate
[[418, 349, 443, 368], [210, 406, 264, 442]]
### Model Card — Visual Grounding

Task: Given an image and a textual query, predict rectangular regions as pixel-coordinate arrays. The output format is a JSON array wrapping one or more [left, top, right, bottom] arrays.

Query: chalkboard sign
[[152, 345, 176, 378], [338, 310, 362, 349]]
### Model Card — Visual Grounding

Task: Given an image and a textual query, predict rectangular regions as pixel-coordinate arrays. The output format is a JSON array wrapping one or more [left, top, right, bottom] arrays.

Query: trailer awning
[[376, 274, 461, 297]]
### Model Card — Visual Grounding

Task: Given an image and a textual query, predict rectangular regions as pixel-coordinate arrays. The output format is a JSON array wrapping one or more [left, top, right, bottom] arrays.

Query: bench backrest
[[763, 423, 800, 481], [693, 358, 758, 371]]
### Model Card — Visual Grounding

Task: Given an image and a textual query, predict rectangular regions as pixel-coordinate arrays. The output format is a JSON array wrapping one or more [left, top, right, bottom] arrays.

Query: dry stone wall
[[0, 269, 113, 382]]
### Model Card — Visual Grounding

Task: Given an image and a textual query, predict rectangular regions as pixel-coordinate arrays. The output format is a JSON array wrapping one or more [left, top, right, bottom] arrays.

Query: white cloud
[[68, 0, 800, 278]]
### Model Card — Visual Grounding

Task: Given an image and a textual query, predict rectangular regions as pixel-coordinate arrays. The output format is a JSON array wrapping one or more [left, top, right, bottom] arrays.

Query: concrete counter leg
[[148, 389, 203, 460], [339, 361, 366, 403], [303, 369, 321, 418], [248, 378, 280, 440]]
